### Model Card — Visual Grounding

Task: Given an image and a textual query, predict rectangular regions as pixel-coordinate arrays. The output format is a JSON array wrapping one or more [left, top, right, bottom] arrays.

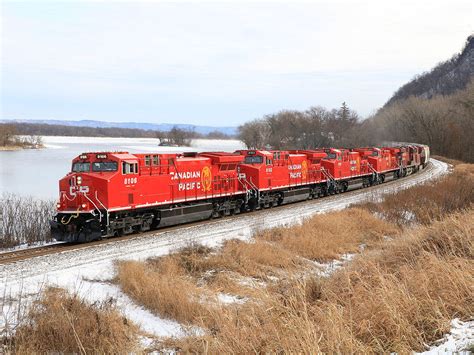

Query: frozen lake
[[0, 136, 245, 200]]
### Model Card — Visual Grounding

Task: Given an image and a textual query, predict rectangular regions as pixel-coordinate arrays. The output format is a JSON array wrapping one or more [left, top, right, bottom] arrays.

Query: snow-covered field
[[2, 158, 467, 351]]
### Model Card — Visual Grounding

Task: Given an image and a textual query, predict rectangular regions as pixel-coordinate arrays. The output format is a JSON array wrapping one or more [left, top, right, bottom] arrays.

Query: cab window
[[92, 161, 118, 172], [72, 162, 90, 172], [122, 162, 138, 174], [244, 156, 263, 164]]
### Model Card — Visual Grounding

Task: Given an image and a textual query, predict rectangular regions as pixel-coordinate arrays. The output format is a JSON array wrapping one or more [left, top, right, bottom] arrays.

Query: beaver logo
[[201, 166, 212, 192], [301, 160, 308, 180]]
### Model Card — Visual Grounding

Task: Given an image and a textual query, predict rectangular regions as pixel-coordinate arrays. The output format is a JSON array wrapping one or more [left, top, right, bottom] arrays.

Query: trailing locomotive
[[51, 145, 430, 242]]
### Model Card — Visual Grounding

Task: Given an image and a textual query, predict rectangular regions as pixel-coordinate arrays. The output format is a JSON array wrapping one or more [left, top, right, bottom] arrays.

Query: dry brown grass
[[11, 287, 139, 354], [168, 209, 474, 353], [432, 154, 465, 166], [213, 239, 301, 277], [257, 208, 399, 261], [359, 164, 474, 226], [315, 211, 474, 352], [116, 258, 212, 325], [116, 164, 474, 353], [116, 239, 303, 326]]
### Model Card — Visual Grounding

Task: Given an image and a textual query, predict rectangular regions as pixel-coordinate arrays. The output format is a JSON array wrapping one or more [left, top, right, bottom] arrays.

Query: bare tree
[[238, 119, 270, 149], [0, 124, 17, 146]]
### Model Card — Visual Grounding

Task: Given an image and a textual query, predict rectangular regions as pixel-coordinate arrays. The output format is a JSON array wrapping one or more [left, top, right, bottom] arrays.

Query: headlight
[[81, 203, 87, 208], [56, 203, 61, 209], [77, 176, 82, 185]]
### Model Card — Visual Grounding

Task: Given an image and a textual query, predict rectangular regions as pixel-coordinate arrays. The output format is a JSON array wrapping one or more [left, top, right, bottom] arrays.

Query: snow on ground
[[217, 293, 247, 305], [418, 318, 474, 354], [311, 253, 356, 278], [0, 159, 449, 341], [76, 280, 186, 338]]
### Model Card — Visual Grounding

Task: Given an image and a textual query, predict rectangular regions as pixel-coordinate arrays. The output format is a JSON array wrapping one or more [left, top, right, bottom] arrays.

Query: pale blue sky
[[1, 0, 473, 126]]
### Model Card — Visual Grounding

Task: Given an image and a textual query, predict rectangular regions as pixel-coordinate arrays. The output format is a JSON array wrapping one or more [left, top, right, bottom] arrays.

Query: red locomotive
[[51, 144, 430, 242]]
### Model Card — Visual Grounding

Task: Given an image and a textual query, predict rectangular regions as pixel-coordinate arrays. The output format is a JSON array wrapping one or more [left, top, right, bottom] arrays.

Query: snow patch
[[418, 318, 474, 354], [311, 253, 356, 277], [77, 281, 187, 338], [217, 293, 247, 305]]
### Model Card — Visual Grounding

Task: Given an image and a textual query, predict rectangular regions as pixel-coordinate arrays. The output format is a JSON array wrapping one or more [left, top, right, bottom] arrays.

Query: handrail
[[95, 190, 109, 227], [82, 192, 103, 223], [367, 163, 378, 174], [237, 173, 258, 201], [321, 167, 336, 182]]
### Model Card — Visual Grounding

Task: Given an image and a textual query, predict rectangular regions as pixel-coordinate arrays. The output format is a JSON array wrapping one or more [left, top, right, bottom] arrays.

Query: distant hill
[[0, 119, 237, 136], [385, 35, 474, 106]]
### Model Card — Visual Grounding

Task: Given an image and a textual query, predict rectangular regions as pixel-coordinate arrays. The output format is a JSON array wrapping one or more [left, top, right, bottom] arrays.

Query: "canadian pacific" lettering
[[171, 170, 203, 191], [288, 164, 302, 179], [171, 171, 201, 180]]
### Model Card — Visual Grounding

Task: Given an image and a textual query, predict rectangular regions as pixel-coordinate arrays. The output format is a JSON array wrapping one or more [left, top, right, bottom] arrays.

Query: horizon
[[0, 117, 237, 128], [2, 1, 473, 126]]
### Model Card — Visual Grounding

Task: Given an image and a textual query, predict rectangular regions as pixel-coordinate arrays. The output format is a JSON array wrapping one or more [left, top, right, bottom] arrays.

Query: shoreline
[[0, 145, 44, 151]]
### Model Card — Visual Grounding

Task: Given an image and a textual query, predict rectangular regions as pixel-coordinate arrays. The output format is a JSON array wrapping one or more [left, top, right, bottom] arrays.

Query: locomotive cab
[[51, 152, 123, 242], [236, 150, 273, 189]]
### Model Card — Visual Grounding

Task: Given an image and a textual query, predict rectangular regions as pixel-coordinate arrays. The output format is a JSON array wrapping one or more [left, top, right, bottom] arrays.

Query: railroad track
[[0, 160, 445, 266], [0, 243, 66, 264]]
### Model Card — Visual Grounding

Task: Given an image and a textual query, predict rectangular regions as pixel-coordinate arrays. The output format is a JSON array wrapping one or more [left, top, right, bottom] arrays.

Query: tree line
[[238, 102, 370, 150], [0, 122, 234, 147], [0, 124, 43, 148]]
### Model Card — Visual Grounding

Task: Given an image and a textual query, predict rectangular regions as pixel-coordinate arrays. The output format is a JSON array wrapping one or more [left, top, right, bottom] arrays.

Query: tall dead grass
[[359, 164, 474, 226], [257, 208, 398, 261], [116, 239, 302, 325], [432, 155, 464, 166], [117, 258, 212, 325], [170, 210, 473, 353], [314, 211, 474, 352], [116, 164, 474, 353], [10, 287, 139, 354]]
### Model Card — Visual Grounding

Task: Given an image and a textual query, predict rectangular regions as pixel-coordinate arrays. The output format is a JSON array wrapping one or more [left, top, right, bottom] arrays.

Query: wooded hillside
[[386, 36, 474, 105]]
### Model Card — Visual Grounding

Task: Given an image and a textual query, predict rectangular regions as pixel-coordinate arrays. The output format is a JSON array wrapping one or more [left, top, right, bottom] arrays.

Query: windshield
[[72, 162, 91, 172], [92, 161, 118, 172], [244, 156, 263, 164]]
